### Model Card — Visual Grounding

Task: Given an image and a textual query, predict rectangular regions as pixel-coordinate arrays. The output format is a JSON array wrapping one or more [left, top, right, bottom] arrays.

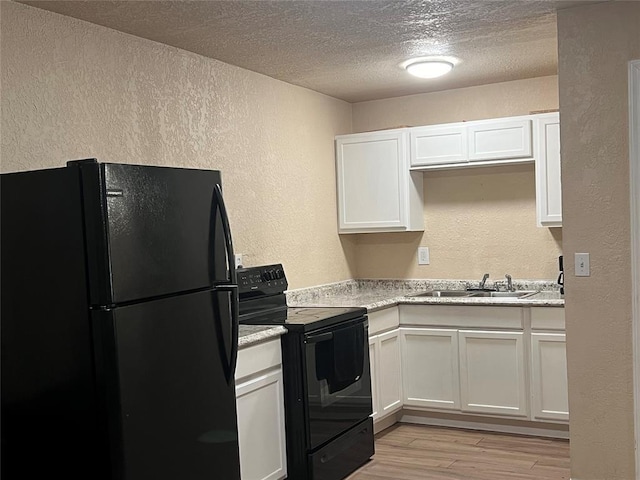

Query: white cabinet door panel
[[369, 335, 379, 420], [378, 329, 402, 415], [339, 136, 403, 226], [401, 328, 460, 410], [468, 119, 533, 161], [531, 333, 569, 422], [336, 130, 424, 233], [458, 330, 527, 417], [410, 125, 468, 166], [236, 369, 287, 480], [536, 113, 562, 227]]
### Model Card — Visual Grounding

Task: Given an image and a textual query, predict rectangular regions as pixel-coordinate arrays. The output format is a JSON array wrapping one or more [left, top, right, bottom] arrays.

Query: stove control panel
[[237, 263, 288, 297]]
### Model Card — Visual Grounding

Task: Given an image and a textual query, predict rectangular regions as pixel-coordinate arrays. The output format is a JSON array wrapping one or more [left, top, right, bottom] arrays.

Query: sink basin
[[410, 290, 539, 299], [411, 290, 473, 297], [470, 291, 537, 298], [414, 291, 473, 297]]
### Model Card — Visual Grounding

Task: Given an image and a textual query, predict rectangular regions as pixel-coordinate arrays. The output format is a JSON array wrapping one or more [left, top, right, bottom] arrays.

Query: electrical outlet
[[234, 254, 243, 269], [575, 253, 590, 276], [418, 247, 430, 265]]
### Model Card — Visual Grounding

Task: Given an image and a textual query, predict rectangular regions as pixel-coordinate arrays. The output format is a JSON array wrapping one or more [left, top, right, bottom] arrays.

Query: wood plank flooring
[[347, 424, 570, 480]]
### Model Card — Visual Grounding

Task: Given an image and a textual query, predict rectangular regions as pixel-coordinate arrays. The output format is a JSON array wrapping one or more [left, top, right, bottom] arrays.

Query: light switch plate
[[575, 253, 590, 276], [418, 247, 430, 265]]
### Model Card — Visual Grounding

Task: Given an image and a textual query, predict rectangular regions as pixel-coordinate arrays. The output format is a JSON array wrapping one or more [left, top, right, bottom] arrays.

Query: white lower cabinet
[[401, 328, 460, 410], [378, 329, 403, 415], [235, 341, 287, 480], [531, 332, 569, 422], [458, 330, 528, 417], [369, 328, 402, 421], [368, 336, 379, 419]]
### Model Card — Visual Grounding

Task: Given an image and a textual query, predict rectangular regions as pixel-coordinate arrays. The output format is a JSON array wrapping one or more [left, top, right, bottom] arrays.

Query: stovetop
[[240, 306, 367, 331], [237, 264, 367, 332], [286, 306, 366, 325]]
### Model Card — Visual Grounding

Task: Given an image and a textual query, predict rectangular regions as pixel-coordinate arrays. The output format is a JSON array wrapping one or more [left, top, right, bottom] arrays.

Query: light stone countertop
[[238, 325, 287, 348], [286, 279, 564, 312]]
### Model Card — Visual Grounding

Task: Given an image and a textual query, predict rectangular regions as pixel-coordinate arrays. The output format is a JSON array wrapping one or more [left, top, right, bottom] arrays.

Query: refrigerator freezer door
[[93, 289, 241, 480], [77, 161, 232, 305]]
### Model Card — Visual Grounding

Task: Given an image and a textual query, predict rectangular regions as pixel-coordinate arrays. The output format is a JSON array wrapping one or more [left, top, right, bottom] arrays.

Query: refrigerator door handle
[[213, 184, 239, 383], [213, 184, 237, 285], [217, 284, 239, 385]]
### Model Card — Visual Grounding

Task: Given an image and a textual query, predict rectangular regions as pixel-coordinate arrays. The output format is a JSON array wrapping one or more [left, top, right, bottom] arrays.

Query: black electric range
[[237, 265, 374, 480]]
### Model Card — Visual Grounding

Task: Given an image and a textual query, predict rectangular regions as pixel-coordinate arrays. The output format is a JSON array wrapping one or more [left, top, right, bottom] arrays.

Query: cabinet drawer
[[368, 307, 400, 335], [236, 339, 282, 380], [531, 307, 565, 330], [399, 305, 523, 329]]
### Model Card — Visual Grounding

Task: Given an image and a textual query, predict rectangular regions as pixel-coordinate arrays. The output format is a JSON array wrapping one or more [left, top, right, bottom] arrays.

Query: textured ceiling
[[18, 0, 601, 102]]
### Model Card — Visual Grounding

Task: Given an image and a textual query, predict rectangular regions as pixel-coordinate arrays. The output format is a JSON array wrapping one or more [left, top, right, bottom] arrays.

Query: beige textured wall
[[351, 75, 559, 133], [352, 77, 562, 280], [558, 2, 640, 479], [0, 2, 356, 289]]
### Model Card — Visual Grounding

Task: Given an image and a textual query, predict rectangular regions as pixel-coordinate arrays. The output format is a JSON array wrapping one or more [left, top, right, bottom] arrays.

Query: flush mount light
[[404, 60, 454, 79]]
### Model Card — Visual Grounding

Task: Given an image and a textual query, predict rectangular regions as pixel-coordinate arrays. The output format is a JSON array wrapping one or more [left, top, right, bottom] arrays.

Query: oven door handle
[[306, 331, 334, 344]]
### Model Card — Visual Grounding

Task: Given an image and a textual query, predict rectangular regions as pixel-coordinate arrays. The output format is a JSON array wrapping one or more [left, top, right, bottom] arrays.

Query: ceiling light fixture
[[404, 60, 454, 79]]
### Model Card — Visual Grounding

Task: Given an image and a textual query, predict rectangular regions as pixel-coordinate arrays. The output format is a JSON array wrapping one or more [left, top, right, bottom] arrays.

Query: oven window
[[304, 319, 373, 450]]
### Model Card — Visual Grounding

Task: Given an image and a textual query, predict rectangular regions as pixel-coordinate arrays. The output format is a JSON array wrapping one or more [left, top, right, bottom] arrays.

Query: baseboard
[[401, 410, 569, 439], [372, 410, 402, 435]]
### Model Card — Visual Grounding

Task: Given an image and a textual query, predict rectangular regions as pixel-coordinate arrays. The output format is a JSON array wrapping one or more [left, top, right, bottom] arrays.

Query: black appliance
[[238, 264, 375, 480], [1, 159, 241, 480], [558, 255, 565, 294]]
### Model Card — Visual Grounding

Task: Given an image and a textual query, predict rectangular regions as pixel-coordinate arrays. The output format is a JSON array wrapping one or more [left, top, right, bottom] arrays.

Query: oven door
[[304, 317, 373, 450]]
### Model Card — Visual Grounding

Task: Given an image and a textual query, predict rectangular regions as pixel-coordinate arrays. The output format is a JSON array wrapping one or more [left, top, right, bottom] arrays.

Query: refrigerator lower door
[[93, 289, 240, 480]]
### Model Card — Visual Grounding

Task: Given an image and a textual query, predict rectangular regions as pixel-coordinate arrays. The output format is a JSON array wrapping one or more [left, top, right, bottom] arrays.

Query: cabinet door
[[368, 335, 379, 420], [458, 330, 527, 417], [401, 328, 460, 410], [410, 125, 468, 166], [236, 369, 287, 480], [378, 329, 402, 416], [531, 333, 569, 422], [468, 119, 533, 161], [536, 113, 562, 227], [336, 130, 408, 231]]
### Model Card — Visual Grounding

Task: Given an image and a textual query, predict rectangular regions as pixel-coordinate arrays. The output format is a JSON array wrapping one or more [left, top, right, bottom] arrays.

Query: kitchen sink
[[411, 290, 473, 297], [410, 290, 538, 298], [469, 291, 537, 298]]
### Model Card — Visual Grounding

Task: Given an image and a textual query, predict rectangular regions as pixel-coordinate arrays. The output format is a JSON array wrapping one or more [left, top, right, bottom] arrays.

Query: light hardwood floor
[[347, 424, 570, 480]]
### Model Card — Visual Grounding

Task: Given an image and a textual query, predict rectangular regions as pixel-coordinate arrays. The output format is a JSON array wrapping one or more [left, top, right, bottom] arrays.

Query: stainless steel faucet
[[479, 273, 490, 289], [505, 274, 514, 292]]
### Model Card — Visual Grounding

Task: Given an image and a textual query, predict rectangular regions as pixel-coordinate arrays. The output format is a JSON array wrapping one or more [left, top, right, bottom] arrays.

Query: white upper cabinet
[[408, 116, 534, 170], [336, 113, 562, 232], [336, 129, 424, 234], [535, 113, 563, 227], [410, 124, 468, 167], [467, 118, 533, 161]]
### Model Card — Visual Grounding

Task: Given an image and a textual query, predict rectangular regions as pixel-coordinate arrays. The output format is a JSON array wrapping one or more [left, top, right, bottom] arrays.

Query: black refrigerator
[[1, 159, 241, 480]]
